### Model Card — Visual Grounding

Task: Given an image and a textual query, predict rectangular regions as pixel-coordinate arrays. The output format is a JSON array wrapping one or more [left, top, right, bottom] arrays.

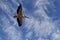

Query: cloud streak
[[24, 0, 56, 40], [0, 0, 23, 40], [0, 0, 60, 40], [1, 16, 22, 40]]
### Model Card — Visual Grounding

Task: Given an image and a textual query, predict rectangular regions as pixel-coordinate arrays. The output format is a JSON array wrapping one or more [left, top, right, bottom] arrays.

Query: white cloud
[[0, 0, 60, 40], [51, 19, 60, 40], [11, 0, 19, 5], [24, 0, 55, 40], [26, 31, 32, 39], [25, 13, 54, 39], [33, 0, 60, 40], [0, 1, 11, 13], [1, 15, 22, 40], [38, 37, 49, 40], [0, 0, 23, 40], [25, 17, 35, 31], [35, 0, 50, 7], [3, 26, 22, 40], [52, 32, 60, 40]]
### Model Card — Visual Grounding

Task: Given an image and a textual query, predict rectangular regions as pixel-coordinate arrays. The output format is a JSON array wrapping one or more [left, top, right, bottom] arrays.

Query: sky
[[0, 0, 60, 40]]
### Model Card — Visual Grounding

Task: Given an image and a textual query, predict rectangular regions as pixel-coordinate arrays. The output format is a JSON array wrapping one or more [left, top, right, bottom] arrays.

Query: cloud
[[52, 31, 60, 40], [25, 12, 54, 40], [35, 0, 50, 8], [38, 37, 49, 40], [11, 0, 19, 5], [0, 1, 11, 13], [24, 0, 55, 40], [51, 19, 60, 40], [25, 31, 33, 40], [33, 0, 60, 40], [0, 0, 22, 40], [3, 26, 22, 40], [2, 17, 22, 40], [0, 0, 60, 40]]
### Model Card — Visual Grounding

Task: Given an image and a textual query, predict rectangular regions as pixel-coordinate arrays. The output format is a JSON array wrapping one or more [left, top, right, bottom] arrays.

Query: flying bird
[[14, 4, 29, 26]]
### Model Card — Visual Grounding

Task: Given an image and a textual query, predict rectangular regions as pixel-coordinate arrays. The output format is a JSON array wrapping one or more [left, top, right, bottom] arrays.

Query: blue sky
[[0, 0, 60, 40]]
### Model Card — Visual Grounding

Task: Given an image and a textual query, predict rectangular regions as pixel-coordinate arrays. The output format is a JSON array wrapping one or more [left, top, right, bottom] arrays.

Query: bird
[[14, 4, 29, 26]]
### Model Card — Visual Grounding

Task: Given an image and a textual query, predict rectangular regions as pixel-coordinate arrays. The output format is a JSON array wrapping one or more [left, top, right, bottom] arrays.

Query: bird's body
[[14, 4, 29, 26]]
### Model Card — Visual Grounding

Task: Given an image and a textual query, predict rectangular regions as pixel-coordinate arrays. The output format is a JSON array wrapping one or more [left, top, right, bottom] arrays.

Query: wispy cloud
[[0, 0, 60, 40], [11, 0, 19, 5], [25, 31, 33, 40], [52, 31, 60, 40], [2, 17, 22, 40], [3, 27, 22, 40], [0, 1, 12, 13], [51, 20, 60, 40], [0, 1, 23, 40], [25, 0, 55, 40]]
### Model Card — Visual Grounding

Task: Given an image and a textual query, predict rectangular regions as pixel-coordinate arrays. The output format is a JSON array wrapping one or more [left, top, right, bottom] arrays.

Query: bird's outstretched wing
[[17, 18, 22, 26], [17, 4, 22, 15]]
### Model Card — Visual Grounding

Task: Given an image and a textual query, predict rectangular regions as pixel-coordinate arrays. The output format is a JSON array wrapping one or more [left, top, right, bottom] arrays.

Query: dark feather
[[17, 4, 22, 14], [17, 18, 22, 26]]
